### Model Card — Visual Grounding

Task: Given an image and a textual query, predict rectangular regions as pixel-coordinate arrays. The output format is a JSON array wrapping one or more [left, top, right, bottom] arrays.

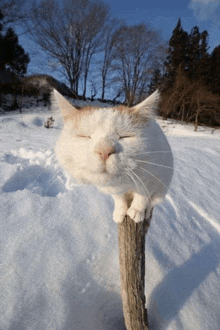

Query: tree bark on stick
[[118, 210, 153, 330]]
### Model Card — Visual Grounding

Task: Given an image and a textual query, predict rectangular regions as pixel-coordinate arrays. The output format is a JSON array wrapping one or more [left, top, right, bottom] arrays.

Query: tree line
[[26, 0, 165, 106], [0, 0, 30, 109], [151, 19, 220, 128], [0, 0, 165, 108], [0, 0, 220, 128]]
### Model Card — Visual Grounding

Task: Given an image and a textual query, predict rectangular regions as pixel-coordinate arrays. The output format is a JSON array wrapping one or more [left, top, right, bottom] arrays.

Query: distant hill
[[0, 73, 80, 111], [22, 74, 78, 99]]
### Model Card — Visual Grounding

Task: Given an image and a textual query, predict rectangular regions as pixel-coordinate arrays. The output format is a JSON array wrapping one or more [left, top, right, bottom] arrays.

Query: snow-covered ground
[[0, 102, 220, 330]]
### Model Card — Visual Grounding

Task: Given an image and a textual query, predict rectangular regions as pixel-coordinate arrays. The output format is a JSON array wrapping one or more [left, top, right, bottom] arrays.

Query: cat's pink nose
[[94, 142, 116, 161], [97, 147, 115, 161]]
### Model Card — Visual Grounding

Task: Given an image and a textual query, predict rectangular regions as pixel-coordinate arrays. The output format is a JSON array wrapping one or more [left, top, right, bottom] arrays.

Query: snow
[[0, 102, 220, 330]]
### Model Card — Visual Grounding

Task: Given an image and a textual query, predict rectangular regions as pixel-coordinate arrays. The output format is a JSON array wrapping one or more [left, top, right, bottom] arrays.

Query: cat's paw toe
[[113, 211, 126, 223], [127, 208, 145, 223]]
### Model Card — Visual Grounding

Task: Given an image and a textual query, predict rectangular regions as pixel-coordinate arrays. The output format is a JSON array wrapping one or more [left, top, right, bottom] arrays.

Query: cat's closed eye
[[119, 136, 135, 139], [77, 135, 91, 139]]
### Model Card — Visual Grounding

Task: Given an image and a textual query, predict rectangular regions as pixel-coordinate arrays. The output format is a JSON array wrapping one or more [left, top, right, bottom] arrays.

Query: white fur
[[54, 90, 173, 223]]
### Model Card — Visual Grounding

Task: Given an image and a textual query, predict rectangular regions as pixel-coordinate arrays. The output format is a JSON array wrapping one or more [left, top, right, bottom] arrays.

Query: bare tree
[[161, 65, 192, 120], [193, 86, 220, 130], [112, 23, 166, 106], [0, 0, 29, 30], [28, 0, 110, 95], [160, 66, 220, 127], [99, 18, 123, 100], [78, 1, 110, 98]]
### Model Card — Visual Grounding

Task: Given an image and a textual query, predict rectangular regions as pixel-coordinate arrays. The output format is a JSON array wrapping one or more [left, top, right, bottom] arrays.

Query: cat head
[[54, 90, 160, 185], [54, 89, 160, 124]]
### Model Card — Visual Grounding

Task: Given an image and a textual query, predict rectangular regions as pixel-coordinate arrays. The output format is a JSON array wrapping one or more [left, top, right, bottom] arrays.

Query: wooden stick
[[118, 209, 153, 330]]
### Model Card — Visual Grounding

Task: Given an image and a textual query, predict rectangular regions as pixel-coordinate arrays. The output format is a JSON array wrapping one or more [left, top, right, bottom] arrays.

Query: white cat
[[54, 89, 173, 223]]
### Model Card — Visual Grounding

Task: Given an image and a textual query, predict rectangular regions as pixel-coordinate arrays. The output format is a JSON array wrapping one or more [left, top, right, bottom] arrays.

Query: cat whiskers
[[124, 168, 140, 193], [129, 150, 172, 159], [135, 159, 174, 170], [137, 166, 169, 190], [126, 167, 152, 205], [133, 150, 172, 155]]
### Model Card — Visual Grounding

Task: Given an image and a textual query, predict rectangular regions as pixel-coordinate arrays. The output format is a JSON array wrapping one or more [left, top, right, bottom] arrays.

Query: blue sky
[[19, 0, 220, 84], [110, 0, 220, 49]]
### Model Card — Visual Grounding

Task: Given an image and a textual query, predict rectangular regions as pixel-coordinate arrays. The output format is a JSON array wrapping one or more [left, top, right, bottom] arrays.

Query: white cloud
[[192, 0, 219, 4], [188, 0, 220, 22]]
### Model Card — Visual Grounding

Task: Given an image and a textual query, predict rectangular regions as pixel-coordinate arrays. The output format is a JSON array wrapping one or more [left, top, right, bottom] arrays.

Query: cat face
[[56, 108, 144, 181], [54, 90, 160, 186]]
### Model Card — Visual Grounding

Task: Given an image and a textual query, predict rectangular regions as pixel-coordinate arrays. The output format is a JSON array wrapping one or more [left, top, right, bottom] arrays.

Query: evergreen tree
[[163, 19, 209, 88], [148, 68, 162, 94], [160, 19, 219, 127], [187, 26, 200, 78], [0, 9, 3, 31], [200, 30, 209, 57], [209, 45, 220, 95], [0, 10, 3, 68], [163, 18, 188, 88], [187, 27, 209, 81], [0, 10, 30, 76]]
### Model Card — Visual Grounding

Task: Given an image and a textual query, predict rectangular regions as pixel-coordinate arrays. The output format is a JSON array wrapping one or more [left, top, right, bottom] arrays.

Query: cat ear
[[54, 89, 78, 122], [131, 90, 160, 119]]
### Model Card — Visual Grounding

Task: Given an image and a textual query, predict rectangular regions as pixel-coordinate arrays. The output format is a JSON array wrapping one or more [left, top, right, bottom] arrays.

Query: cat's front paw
[[127, 207, 145, 223], [113, 210, 126, 223]]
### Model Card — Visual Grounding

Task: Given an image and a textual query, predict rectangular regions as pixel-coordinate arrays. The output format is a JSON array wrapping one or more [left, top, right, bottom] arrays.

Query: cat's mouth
[[90, 163, 115, 176], [84, 156, 119, 176], [96, 164, 109, 174]]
